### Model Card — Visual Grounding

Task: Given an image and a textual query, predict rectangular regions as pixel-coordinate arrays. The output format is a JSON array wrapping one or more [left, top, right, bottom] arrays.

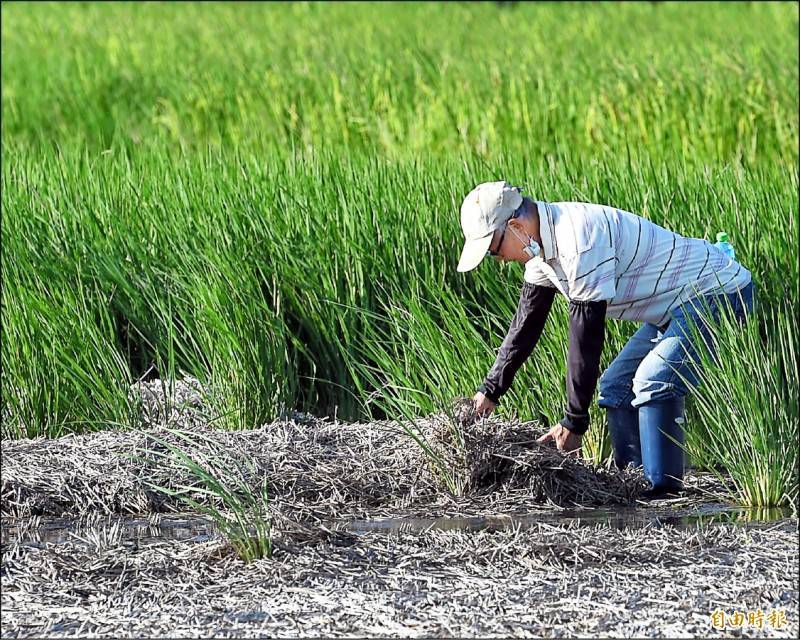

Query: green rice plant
[[675, 298, 798, 509], [397, 409, 465, 497], [3, 151, 796, 441], [0, 273, 137, 439], [347, 352, 461, 493], [344, 273, 616, 464], [141, 428, 272, 562], [2, 3, 796, 163]]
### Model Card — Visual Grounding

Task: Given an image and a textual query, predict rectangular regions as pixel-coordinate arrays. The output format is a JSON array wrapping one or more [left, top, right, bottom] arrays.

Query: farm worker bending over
[[458, 181, 755, 497]]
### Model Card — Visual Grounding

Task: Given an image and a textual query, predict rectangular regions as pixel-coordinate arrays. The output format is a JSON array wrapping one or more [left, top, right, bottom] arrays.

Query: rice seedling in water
[[140, 428, 272, 562]]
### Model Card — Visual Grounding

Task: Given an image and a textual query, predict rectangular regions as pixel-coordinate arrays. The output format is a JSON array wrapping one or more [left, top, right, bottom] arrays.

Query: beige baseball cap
[[457, 181, 524, 272]]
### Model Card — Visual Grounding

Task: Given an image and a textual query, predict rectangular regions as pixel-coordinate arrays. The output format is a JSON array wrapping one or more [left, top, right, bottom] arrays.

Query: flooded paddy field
[[2, 379, 797, 637]]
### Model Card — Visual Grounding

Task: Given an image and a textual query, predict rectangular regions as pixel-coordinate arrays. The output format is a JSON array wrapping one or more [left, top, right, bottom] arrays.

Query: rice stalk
[[140, 428, 272, 562]]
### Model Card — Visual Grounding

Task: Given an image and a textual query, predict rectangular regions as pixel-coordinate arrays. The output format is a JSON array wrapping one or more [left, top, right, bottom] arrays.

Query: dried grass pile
[[421, 397, 643, 505], [2, 378, 645, 522]]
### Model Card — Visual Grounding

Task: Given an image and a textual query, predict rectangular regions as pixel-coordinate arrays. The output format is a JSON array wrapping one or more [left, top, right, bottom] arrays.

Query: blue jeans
[[597, 281, 756, 409]]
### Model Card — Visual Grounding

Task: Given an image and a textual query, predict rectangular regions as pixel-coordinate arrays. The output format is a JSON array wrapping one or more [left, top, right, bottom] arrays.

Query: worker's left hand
[[536, 423, 583, 457]]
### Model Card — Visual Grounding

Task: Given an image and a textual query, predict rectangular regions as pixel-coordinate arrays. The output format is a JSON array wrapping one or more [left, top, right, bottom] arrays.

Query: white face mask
[[507, 225, 541, 259]]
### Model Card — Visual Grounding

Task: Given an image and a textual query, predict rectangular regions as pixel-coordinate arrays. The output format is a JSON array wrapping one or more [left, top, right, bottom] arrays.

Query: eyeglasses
[[486, 226, 506, 258]]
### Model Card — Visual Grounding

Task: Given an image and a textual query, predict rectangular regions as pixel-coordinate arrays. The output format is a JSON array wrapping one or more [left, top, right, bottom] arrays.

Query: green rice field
[[2, 1, 798, 507]]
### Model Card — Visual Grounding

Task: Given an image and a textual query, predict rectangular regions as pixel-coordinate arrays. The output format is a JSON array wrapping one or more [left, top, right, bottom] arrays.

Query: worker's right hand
[[473, 391, 496, 417]]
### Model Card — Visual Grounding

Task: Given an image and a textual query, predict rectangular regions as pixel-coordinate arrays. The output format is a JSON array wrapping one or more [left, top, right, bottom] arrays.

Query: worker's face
[[489, 216, 535, 264]]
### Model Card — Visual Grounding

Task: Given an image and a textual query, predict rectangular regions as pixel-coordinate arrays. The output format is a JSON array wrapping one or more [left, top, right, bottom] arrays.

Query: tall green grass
[[681, 301, 798, 509], [2, 2, 798, 503]]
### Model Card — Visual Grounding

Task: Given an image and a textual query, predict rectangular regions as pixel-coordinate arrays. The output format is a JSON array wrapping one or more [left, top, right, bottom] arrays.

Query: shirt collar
[[533, 200, 556, 261]]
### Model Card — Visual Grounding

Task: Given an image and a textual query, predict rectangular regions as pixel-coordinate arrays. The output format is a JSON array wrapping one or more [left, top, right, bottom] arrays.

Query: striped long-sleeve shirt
[[479, 199, 752, 435], [524, 200, 751, 326]]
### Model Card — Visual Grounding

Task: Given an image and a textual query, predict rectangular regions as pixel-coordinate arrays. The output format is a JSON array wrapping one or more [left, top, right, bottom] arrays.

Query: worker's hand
[[536, 423, 583, 457], [472, 391, 496, 417]]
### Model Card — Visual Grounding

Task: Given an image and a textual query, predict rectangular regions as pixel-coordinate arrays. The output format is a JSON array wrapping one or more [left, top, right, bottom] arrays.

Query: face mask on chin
[[508, 225, 541, 260]]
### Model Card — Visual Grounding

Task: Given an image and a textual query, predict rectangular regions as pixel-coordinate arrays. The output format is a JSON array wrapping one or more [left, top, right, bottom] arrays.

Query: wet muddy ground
[[2, 378, 797, 637]]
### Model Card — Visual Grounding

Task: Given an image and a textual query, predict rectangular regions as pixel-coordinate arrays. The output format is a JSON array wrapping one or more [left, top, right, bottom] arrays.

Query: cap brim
[[457, 233, 494, 272]]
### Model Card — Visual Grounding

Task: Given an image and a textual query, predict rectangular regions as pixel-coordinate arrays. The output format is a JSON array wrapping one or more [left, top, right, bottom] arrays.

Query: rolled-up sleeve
[[478, 282, 556, 403]]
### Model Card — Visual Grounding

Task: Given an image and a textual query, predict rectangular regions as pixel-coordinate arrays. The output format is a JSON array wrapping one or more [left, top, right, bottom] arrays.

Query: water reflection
[[1, 514, 216, 547], [2, 504, 793, 548], [345, 503, 795, 534]]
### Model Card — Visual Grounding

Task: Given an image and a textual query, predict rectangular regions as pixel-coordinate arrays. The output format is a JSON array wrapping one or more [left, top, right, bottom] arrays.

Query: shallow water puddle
[[1, 514, 216, 547], [344, 503, 794, 534], [2, 504, 793, 549]]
